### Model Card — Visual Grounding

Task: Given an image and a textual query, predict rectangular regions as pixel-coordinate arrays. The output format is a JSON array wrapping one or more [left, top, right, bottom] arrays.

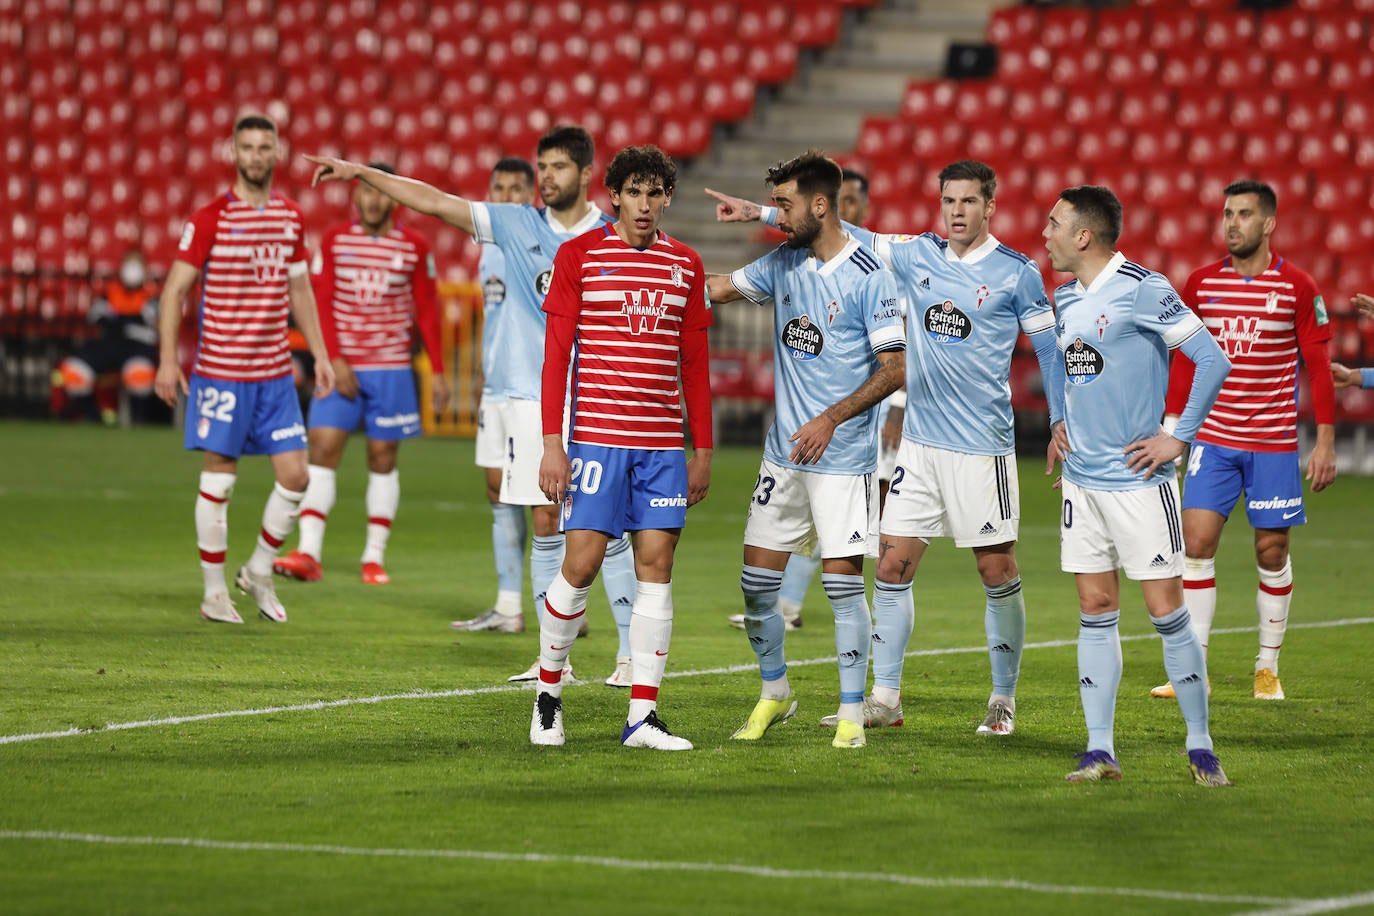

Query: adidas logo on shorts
[[1149, 553, 1169, 568], [980, 522, 997, 536], [848, 531, 864, 544]]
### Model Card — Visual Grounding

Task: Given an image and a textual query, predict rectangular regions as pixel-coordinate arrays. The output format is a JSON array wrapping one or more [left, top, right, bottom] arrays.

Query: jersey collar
[[1078, 250, 1126, 294], [546, 201, 606, 237], [945, 233, 1000, 265], [811, 235, 861, 277]]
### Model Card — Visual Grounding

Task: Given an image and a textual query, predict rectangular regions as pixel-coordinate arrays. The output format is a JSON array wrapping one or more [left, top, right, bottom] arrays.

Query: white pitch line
[[1233, 890, 1374, 916], [0, 830, 1301, 907], [1, 617, 1371, 748]]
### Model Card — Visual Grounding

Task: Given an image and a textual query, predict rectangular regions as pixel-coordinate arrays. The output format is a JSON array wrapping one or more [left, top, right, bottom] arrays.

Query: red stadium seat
[[1200, 12, 1259, 51], [1004, 84, 1065, 128], [1063, 86, 1118, 126], [994, 46, 1051, 86], [1296, 132, 1355, 170], [658, 112, 711, 160], [1227, 93, 1284, 131], [986, 6, 1040, 49], [966, 124, 1021, 162], [1185, 131, 1241, 168], [1238, 132, 1298, 170], [1311, 11, 1367, 51], [1214, 50, 1268, 90], [1158, 54, 1213, 88], [1103, 48, 1160, 85], [791, 2, 841, 48], [1142, 169, 1200, 211], [1257, 11, 1314, 53], [1093, 8, 1150, 50], [1147, 10, 1203, 52], [1039, 8, 1091, 49], [1311, 171, 1370, 214], [900, 80, 958, 122], [1117, 87, 1174, 128], [701, 74, 756, 124], [1269, 56, 1324, 91], [1076, 125, 1132, 168], [1285, 90, 1339, 131], [856, 116, 912, 160], [1173, 89, 1228, 129]]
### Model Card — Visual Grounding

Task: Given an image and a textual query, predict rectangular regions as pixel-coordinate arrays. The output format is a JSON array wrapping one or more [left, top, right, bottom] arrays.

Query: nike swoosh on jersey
[[599, 267, 622, 275]]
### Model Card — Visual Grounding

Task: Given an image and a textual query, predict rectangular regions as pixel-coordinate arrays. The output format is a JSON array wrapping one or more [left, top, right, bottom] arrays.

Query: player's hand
[[687, 448, 713, 506], [704, 187, 762, 223], [1353, 292, 1374, 320], [154, 360, 187, 407], [1332, 362, 1362, 390], [1123, 431, 1185, 480], [304, 154, 363, 188], [1046, 421, 1069, 489], [331, 358, 357, 399], [789, 411, 839, 465], [538, 435, 570, 504], [1306, 440, 1337, 493], [430, 372, 451, 413], [312, 357, 336, 399]]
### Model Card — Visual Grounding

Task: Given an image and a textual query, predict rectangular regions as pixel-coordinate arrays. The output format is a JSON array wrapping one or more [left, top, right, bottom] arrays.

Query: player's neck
[[1229, 245, 1271, 279], [808, 221, 849, 264], [1072, 250, 1115, 289], [233, 179, 272, 208], [360, 218, 394, 236], [614, 220, 658, 250], [548, 197, 592, 231], [947, 230, 989, 260]]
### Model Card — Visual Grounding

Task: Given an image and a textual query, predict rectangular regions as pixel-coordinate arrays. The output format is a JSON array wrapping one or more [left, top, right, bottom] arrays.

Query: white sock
[[871, 685, 901, 709], [363, 469, 399, 565], [628, 580, 673, 724], [196, 472, 235, 597], [1257, 559, 1293, 673], [296, 464, 336, 560], [248, 482, 304, 576], [1183, 556, 1217, 654], [538, 574, 590, 696]]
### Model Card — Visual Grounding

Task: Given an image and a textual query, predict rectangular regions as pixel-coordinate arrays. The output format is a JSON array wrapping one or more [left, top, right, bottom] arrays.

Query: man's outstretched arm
[[305, 155, 477, 237]]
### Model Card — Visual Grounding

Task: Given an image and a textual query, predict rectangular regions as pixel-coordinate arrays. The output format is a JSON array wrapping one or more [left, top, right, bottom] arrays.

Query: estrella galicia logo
[[535, 269, 553, 297], [483, 274, 506, 305], [1064, 336, 1104, 385], [924, 299, 971, 344], [782, 315, 824, 360]]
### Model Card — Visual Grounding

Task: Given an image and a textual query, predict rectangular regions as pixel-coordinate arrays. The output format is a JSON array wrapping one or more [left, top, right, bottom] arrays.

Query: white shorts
[[1060, 478, 1184, 580], [497, 398, 554, 506], [743, 458, 878, 559], [881, 440, 1018, 547], [475, 394, 507, 469]]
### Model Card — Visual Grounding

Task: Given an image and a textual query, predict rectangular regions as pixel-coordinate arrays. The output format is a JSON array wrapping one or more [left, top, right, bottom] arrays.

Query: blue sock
[[530, 535, 565, 628], [1154, 606, 1213, 752], [779, 550, 820, 609], [740, 565, 787, 682], [871, 578, 914, 690], [491, 504, 526, 596], [824, 573, 871, 705], [1077, 611, 1121, 756], [601, 534, 635, 656], [985, 577, 1025, 698]]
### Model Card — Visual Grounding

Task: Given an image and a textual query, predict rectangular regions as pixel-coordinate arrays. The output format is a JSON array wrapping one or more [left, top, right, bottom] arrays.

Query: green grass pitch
[[1, 420, 1371, 915]]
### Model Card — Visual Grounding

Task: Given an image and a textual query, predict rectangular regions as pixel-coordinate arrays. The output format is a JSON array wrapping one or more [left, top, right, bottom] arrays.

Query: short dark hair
[[938, 160, 997, 202], [492, 157, 535, 184], [1224, 179, 1277, 215], [767, 150, 843, 208], [604, 145, 677, 195], [1059, 185, 1123, 248], [233, 113, 277, 135], [537, 125, 594, 170], [367, 161, 396, 175], [841, 168, 869, 196]]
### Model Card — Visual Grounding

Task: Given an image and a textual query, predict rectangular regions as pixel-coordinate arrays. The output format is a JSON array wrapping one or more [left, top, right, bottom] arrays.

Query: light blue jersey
[[731, 237, 905, 475], [1055, 252, 1226, 491], [478, 241, 507, 399], [851, 227, 1064, 456], [469, 202, 611, 401]]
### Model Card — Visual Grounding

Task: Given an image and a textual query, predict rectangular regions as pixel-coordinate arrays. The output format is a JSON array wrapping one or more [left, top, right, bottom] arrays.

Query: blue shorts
[[1182, 441, 1305, 528], [308, 367, 421, 441], [185, 373, 306, 458], [560, 444, 689, 537]]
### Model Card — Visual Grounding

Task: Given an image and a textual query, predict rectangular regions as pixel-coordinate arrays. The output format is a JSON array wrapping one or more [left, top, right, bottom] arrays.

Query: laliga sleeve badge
[[197, 417, 211, 439], [563, 495, 573, 519]]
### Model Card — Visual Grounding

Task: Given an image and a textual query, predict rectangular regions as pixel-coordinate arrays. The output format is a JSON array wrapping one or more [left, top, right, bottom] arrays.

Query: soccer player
[[722, 167, 877, 635], [272, 163, 448, 586], [460, 158, 537, 631], [706, 151, 905, 750], [305, 126, 639, 684], [1150, 181, 1337, 703], [1043, 185, 1232, 786], [154, 113, 336, 624], [529, 145, 713, 749], [710, 161, 1065, 736]]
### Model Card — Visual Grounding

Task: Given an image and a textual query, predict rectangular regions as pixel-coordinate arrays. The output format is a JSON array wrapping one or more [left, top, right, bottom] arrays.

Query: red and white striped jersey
[[310, 222, 444, 373], [175, 191, 310, 382], [543, 224, 711, 449], [1166, 253, 1332, 451]]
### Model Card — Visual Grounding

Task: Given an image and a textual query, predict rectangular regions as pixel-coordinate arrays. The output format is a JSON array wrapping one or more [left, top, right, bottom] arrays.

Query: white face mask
[[120, 260, 146, 289]]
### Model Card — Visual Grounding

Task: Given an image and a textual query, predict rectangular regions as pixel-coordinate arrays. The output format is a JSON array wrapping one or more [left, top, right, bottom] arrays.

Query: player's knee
[[975, 549, 1018, 587], [120, 356, 156, 396], [58, 357, 96, 396], [367, 447, 397, 474], [1256, 541, 1289, 571], [278, 466, 310, 492], [1078, 588, 1116, 615]]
